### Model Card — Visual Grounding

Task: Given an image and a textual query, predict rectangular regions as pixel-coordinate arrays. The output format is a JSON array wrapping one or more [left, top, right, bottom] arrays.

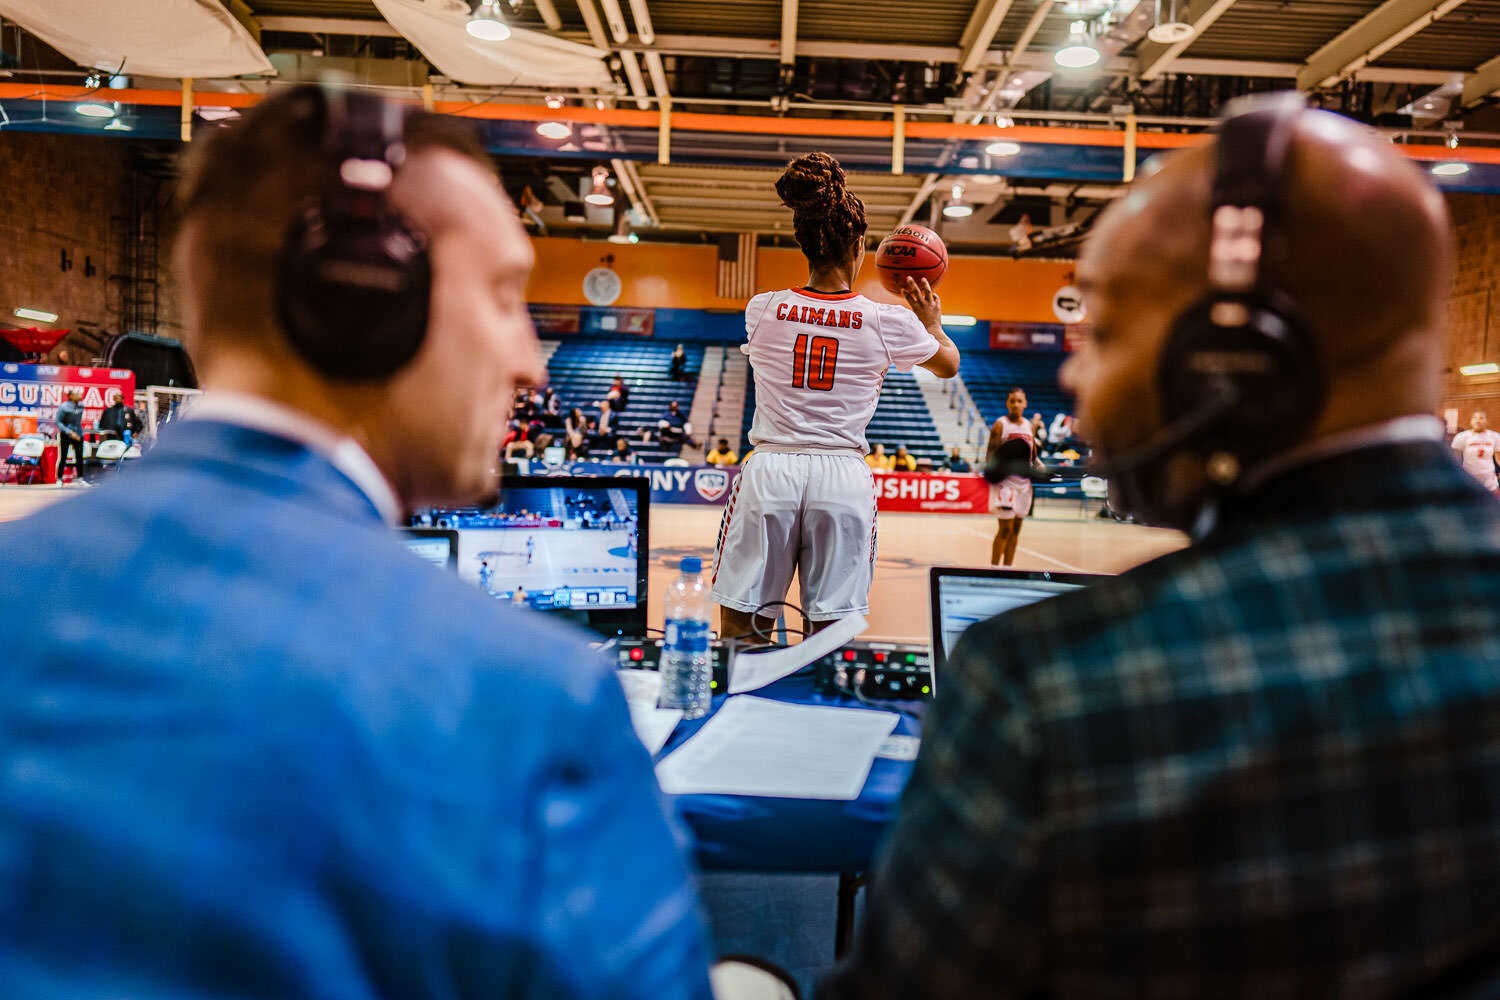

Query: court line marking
[[955, 526, 1092, 574]]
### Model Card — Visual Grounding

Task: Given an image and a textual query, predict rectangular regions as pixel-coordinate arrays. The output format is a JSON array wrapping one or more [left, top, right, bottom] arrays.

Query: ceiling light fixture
[[104, 118, 131, 131], [1460, 361, 1499, 376], [942, 183, 974, 219], [1446, 131, 1460, 150], [1432, 162, 1470, 176], [75, 102, 116, 118], [537, 120, 572, 139], [584, 165, 615, 207], [466, 0, 512, 40], [14, 307, 59, 323], [941, 314, 977, 326], [1148, 0, 1194, 43], [986, 140, 1022, 157], [1054, 21, 1101, 69]]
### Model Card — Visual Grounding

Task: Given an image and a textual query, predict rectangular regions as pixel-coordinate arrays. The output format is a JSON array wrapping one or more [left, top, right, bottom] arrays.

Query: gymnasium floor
[[0, 487, 1186, 639]]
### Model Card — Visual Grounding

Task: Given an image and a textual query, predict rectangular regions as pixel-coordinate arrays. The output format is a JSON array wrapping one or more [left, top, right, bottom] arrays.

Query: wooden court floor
[[0, 487, 1186, 642]]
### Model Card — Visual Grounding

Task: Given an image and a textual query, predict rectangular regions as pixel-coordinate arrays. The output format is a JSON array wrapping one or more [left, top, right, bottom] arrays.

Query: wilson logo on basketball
[[892, 226, 932, 243]]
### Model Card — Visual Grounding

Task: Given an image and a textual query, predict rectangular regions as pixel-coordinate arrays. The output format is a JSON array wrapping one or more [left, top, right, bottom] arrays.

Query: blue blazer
[[0, 419, 714, 999]]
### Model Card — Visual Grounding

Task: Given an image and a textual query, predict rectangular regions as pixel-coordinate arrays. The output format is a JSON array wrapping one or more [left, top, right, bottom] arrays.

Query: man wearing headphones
[[822, 97, 1500, 997], [0, 88, 718, 998]]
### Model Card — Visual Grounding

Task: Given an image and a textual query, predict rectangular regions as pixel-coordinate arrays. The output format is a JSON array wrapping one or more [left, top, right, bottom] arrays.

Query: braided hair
[[775, 152, 867, 269]]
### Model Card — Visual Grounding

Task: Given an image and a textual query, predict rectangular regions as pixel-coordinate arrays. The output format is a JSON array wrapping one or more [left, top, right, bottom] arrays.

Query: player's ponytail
[[776, 152, 868, 268]]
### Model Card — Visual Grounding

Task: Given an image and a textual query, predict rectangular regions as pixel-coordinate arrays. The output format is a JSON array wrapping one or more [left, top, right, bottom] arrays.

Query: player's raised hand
[[902, 275, 942, 329]]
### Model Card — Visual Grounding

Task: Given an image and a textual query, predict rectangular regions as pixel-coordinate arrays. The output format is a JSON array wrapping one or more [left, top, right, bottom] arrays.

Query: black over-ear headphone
[[1154, 91, 1326, 486], [276, 85, 432, 380]]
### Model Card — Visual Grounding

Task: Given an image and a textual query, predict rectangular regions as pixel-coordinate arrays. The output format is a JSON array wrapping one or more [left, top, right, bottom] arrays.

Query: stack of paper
[[616, 669, 683, 755], [655, 695, 900, 800]]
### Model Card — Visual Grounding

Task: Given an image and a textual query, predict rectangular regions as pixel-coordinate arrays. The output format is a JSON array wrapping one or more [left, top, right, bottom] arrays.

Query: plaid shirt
[[822, 441, 1500, 999]]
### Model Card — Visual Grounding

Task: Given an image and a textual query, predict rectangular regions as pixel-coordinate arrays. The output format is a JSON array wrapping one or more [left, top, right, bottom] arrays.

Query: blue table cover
[[660, 674, 924, 873]]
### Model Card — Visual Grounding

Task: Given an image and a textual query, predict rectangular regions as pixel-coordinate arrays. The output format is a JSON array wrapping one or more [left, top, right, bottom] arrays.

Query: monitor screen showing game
[[410, 475, 649, 636], [928, 567, 1100, 674]]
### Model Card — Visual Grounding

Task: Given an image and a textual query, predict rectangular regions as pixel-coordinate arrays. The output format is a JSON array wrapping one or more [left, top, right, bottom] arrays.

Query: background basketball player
[[986, 387, 1044, 566], [1452, 410, 1500, 494], [713, 151, 960, 639]]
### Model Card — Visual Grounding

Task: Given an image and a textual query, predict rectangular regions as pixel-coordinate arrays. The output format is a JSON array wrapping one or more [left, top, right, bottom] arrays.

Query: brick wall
[[0, 130, 130, 361], [1445, 192, 1500, 429]]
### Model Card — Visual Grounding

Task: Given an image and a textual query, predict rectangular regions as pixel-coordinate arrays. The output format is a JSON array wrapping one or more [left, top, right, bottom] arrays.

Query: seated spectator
[[821, 97, 1499, 999], [611, 437, 638, 465], [638, 425, 655, 446], [943, 446, 972, 473], [915, 456, 934, 474], [598, 398, 615, 439], [658, 400, 698, 449], [502, 419, 527, 448], [606, 375, 629, 412], [706, 438, 739, 466], [865, 443, 890, 471], [891, 445, 916, 472], [669, 343, 688, 381]]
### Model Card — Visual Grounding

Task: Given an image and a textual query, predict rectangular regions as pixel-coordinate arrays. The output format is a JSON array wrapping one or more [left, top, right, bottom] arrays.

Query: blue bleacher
[[543, 336, 704, 463], [739, 368, 946, 463], [963, 349, 1073, 430]]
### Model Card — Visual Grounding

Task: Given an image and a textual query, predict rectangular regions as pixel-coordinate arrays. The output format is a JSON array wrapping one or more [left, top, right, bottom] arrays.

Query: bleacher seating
[[963, 349, 1073, 430], [542, 337, 703, 464], [739, 368, 945, 464]]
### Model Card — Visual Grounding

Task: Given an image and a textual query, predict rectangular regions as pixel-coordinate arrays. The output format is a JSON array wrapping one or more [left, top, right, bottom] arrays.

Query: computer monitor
[[928, 567, 1100, 676], [410, 475, 649, 637], [399, 528, 458, 571]]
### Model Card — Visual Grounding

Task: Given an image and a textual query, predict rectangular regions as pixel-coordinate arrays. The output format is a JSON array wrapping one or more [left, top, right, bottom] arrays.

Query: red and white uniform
[[991, 415, 1035, 520], [712, 288, 939, 621], [1453, 428, 1500, 492]]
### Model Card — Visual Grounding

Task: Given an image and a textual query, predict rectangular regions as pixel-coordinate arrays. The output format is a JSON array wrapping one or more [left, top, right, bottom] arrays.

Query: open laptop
[[928, 567, 1101, 679], [399, 528, 459, 571], [409, 475, 650, 638]]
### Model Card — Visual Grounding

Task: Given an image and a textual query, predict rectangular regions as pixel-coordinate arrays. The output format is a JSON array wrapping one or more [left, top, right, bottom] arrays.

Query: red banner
[[873, 472, 990, 513], [989, 320, 1072, 352], [0, 363, 136, 437]]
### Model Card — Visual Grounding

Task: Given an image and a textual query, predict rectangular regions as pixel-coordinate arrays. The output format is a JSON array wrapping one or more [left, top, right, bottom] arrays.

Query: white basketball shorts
[[712, 452, 876, 621], [991, 476, 1032, 520]]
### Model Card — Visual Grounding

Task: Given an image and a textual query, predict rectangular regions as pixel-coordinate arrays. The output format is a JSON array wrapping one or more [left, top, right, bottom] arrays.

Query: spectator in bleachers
[[944, 447, 972, 473], [541, 388, 562, 424], [565, 406, 586, 445], [611, 437, 638, 465], [659, 400, 697, 450], [604, 375, 629, 412], [598, 399, 616, 439], [866, 443, 891, 472], [706, 439, 739, 466], [915, 456, 934, 474], [892, 445, 917, 473], [668, 343, 687, 381]]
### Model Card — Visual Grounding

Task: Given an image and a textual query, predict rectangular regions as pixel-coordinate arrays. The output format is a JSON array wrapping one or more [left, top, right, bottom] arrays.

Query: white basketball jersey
[[1453, 429, 1500, 483], [741, 288, 939, 454], [993, 415, 1035, 486]]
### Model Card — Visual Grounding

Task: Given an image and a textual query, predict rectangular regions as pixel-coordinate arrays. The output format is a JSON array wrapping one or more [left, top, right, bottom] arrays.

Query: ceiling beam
[[1462, 51, 1500, 106], [626, 0, 656, 45], [619, 49, 650, 109], [257, 16, 400, 38], [533, 0, 564, 32], [1009, 0, 1054, 64], [1136, 0, 1240, 81], [596, 0, 633, 45], [958, 0, 1016, 74], [1298, 0, 1468, 91], [574, 0, 612, 49], [781, 0, 799, 65]]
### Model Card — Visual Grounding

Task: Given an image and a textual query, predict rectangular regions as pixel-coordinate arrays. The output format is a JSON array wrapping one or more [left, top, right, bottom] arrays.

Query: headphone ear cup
[[276, 208, 432, 381], [1158, 293, 1324, 471]]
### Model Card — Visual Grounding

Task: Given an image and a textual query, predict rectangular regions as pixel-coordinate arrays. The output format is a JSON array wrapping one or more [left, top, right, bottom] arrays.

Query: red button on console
[[873, 652, 887, 663], [629, 648, 644, 661], [843, 650, 857, 662]]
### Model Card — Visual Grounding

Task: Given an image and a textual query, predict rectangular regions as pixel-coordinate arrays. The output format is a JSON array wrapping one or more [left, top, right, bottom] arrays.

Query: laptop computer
[[399, 528, 459, 571], [928, 567, 1100, 680]]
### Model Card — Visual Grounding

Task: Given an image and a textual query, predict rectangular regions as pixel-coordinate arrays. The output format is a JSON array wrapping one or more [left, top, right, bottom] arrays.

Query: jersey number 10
[[791, 334, 840, 391]]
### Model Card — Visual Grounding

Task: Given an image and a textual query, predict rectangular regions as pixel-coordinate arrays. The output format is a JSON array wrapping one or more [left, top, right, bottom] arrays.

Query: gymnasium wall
[[526, 236, 1077, 351], [0, 131, 129, 358], [1446, 193, 1500, 424]]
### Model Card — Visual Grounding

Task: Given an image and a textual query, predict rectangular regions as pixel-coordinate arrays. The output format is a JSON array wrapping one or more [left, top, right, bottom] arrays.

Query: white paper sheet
[[728, 613, 868, 694], [655, 695, 900, 800], [616, 669, 682, 755]]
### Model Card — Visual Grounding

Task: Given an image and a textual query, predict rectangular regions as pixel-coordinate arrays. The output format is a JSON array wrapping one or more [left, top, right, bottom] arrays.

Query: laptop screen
[[408, 475, 649, 637], [399, 528, 458, 571], [929, 567, 1099, 674]]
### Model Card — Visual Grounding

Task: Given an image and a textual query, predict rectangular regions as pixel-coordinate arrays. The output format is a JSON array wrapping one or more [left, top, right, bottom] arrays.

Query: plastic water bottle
[[659, 557, 713, 719]]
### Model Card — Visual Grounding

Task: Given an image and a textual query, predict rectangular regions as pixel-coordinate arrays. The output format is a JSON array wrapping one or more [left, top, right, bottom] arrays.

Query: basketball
[[875, 224, 948, 295]]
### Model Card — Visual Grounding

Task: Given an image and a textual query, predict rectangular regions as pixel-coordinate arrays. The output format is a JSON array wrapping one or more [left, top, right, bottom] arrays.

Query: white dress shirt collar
[[186, 391, 401, 525]]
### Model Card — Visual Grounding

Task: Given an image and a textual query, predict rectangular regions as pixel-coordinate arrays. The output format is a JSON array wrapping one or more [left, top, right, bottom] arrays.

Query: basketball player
[[986, 387, 1044, 566], [713, 152, 960, 639], [526, 534, 535, 564], [1452, 410, 1500, 494]]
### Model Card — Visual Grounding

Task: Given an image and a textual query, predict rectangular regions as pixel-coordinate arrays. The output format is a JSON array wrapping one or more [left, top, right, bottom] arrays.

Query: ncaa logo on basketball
[[694, 469, 730, 502]]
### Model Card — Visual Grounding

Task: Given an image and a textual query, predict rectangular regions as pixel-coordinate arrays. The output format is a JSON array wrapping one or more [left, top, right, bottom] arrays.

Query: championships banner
[[0, 363, 136, 438], [873, 472, 990, 513], [526, 460, 990, 514]]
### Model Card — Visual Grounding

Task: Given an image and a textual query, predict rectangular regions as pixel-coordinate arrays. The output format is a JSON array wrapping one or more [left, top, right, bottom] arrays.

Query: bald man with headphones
[[823, 95, 1500, 998]]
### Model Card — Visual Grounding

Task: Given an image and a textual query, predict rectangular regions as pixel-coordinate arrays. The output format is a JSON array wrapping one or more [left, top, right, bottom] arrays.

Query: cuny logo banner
[[524, 461, 741, 505], [0, 363, 136, 437]]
